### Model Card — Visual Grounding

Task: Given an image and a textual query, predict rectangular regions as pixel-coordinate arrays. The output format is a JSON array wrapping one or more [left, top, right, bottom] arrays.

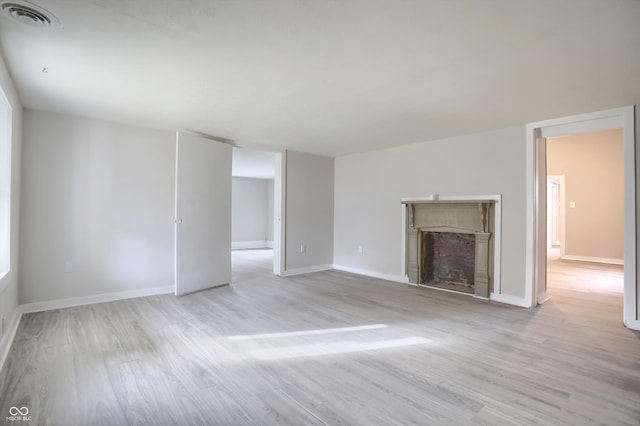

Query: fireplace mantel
[[402, 196, 499, 299]]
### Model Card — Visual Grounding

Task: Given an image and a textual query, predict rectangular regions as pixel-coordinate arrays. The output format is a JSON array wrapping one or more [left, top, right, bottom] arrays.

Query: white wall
[[19, 110, 175, 304], [0, 51, 22, 366], [231, 177, 271, 248], [334, 126, 527, 299], [285, 151, 334, 272]]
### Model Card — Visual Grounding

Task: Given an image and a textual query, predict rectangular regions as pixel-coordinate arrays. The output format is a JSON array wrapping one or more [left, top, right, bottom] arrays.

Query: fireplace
[[403, 198, 495, 298]]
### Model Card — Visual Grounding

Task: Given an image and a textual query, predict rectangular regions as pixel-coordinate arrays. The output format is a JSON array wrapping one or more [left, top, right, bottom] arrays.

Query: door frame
[[273, 151, 286, 275], [525, 106, 638, 330]]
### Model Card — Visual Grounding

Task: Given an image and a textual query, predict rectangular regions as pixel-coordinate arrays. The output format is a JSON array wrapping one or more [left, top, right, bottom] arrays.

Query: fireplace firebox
[[421, 231, 476, 293]]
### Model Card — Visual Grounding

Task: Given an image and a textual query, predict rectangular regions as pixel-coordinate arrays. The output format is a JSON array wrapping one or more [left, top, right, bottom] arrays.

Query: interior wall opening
[[231, 147, 278, 283], [545, 129, 624, 302]]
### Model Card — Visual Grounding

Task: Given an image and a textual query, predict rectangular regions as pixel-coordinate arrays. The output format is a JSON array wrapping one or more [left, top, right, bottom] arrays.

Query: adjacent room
[[0, 1, 639, 424], [546, 129, 625, 294], [231, 147, 277, 283], [544, 129, 626, 338]]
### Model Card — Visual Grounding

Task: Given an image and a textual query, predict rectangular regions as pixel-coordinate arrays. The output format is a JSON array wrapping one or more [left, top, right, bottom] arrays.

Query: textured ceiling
[[1, 0, 639, 156]]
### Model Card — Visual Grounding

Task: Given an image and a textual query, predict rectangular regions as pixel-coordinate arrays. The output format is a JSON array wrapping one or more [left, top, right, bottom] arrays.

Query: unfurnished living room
[[1, 1, 640, 425]]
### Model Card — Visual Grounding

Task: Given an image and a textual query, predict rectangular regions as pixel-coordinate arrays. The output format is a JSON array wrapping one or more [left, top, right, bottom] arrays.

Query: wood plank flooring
[[1, 250, 639, 425]]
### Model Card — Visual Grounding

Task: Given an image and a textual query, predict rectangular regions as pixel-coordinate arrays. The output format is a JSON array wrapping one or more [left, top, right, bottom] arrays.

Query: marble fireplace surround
[[401, 195, 502, 299]]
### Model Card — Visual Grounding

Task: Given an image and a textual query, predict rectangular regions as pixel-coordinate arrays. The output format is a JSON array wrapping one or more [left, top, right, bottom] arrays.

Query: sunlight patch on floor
[[228, 324, 388, 340], [250, 336, 432, 360]]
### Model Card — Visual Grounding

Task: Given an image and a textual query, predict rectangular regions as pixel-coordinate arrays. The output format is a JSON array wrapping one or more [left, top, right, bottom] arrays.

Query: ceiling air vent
[[1, 0, 60, 28]]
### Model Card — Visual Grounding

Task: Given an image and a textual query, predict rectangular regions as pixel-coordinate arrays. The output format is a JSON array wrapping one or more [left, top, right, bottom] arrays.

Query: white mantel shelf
[[401, 199, 497, 205], [401, 195, 499, 204]]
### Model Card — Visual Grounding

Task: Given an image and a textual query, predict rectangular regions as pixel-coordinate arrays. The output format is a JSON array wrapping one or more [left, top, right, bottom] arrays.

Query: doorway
[[231, 147, 281, 282], [525, 106, 638, 330], [545, 130, 624, 299]]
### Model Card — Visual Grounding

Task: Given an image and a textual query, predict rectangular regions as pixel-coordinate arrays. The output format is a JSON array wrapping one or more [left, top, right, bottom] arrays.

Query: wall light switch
[[64, 261, 73, 273], [358, 245, 363, 254], [569, 202, 576, 209], [300, 244, 306, 253]]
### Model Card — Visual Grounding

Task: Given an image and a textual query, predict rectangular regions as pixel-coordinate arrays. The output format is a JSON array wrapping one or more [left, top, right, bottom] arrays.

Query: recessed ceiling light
[[0, 0, 60, 28]]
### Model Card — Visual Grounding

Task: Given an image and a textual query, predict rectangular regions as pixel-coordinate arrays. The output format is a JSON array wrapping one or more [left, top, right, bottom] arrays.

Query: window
[[0, 85, 11, 275]]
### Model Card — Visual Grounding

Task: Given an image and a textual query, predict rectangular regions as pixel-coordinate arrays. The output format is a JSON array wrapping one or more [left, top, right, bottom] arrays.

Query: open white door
[[175, 132, 232, 296], [535, 133, 550, 304]]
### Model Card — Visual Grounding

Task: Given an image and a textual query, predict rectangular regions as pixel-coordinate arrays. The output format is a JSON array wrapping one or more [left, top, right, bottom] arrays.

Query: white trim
[[539, 116, 622, 139], [400, 194, 500, 203], [560, 255, 624, 266], [400, 203, 407, 281], [281, 264, 333, 276], [19, 285, 174, 314], [525, 127, 537, 308], [274, 151, 286, 275], [400, 194, 502, 296], [333, 264, 409, 284], [0, 306, 21, 373], [489, 293, 530, 308], [624, 319, 640, 331], [232, 240, 270, 250], [266, 240, 274, 249], [173, 132, 180, 295], [526, 106, 636, 325]]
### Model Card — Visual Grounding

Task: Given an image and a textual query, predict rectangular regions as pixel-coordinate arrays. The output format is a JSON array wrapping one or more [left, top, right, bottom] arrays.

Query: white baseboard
[[0, 307, 22, 373], [332, 266, 531, 307], [332, 265, 409, 284], [281, 264, 333, 276], [232, 240, 270, 250], [20, 285, 174, 314], [266, 240, 274, 249], [490, 292, 531, 308], [560, 255, 624, 266]]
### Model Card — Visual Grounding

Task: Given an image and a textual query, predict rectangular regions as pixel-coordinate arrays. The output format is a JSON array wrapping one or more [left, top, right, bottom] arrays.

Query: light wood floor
[[1, 250, 639, 425], [547, 247, 624, 294]]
